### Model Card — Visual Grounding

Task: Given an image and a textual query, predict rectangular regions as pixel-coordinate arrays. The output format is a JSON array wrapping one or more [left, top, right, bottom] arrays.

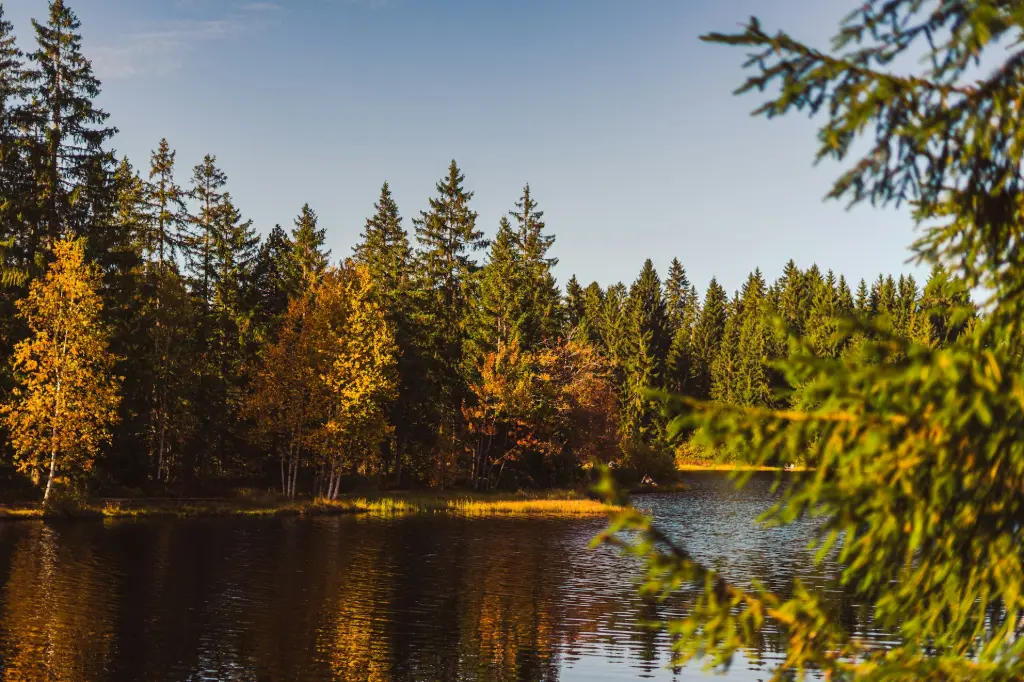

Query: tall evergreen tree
[[353, 182, 427, 481], [622, 260, 671, 442], [691, 278, 728, 399], [289, 203, 328, 290], [663, 258, 692, 333], [24, 0, 116, 261], [142, 139, 188, 267], [564, 275, 586, 332], [412, 160, 486, 485], [510, 184, 559, 346], [471, 216, 525, 355], [0, 5, 29, 277]]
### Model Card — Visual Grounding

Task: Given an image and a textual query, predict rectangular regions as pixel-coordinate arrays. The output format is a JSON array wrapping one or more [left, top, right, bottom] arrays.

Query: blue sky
[[6, 0, 925, 296]]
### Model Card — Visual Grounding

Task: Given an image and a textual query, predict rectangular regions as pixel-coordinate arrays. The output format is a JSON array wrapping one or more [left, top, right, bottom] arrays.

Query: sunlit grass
[[0, 489, 623, 520]]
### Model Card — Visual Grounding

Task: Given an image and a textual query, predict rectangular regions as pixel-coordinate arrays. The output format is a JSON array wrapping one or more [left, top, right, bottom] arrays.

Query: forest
[[0, 1, 973, 502]]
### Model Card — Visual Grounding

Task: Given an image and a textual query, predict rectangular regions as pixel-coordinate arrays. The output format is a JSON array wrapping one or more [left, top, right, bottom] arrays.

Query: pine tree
[[621, 260, 671, 441], [471, 216, 525, 356], [691, 278, 727, 399], [412, 160, 486, 485], [854, 278, 869, 315], [564, 275, 585, 332], [807, 269, 842, 359], [186, 155, 227, 307], [664, 258, 692, 333], [142, 139, 188, 267], [248, 224, 293, 340], [352, 182, 423, 480], [776, 259, 806, 335], [510, 184, 559, 346], [579, 281, 605, 347], [734, 269, 772, 406], [290, 203, 329, 290], [921, 264, 972, 346], [185, 155, 258, 478], [711, 292, 741, 404], [0, 5, 29, 278], [24, 0, 116, 261]]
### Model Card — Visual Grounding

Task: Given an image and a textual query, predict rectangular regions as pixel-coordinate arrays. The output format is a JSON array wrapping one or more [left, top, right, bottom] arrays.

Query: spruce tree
[[777, 259, 806, 335], [564, 275, 585, 332], [622, 260, 671, 442], [691, 278, 727, 399], [290, 203, 329, 290], [579, 281, 605, 347], [248, 224, 292, 338], [471, 216, 524, 356], [510, 184, 559, 346], [664, 258, 692, 333], [143, 139, 188, 267], [412, 160, 486, 484], [711, 292, 741, 404], [24, 0, 116, 260], [353, 182, 425, 481], [735, 269, 772, 406], [855, 278, 870, 315], [0, 6, 29, 276]]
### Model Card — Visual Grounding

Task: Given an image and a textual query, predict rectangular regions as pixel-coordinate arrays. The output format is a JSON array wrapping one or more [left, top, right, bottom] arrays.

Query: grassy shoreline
[[0, 490, 625, 521], [675, 463, 812, 472]]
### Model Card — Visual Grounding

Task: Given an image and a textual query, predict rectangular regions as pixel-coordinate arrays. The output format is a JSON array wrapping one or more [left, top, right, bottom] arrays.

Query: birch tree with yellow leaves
[[319, 262, 397, 498], [3, 238, 121, 503]]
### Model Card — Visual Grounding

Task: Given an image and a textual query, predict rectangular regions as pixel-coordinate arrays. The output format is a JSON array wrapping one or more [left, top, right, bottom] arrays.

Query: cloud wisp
[[92, 5, 281, 80]]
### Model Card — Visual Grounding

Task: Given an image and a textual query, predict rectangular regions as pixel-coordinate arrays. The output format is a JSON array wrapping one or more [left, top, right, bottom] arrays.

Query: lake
[[0, 473, 879, 681]]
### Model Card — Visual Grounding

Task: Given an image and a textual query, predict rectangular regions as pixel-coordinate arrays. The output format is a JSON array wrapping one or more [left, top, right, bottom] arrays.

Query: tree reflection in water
[[0, 474, 879, 681]]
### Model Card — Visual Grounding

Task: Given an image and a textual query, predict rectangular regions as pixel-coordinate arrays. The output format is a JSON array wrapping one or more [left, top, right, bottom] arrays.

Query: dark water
[[0, 473, 878, 681]]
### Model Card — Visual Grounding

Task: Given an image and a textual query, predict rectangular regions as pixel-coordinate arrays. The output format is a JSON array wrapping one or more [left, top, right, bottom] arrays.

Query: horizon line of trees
[[0, 1, 973, 502]]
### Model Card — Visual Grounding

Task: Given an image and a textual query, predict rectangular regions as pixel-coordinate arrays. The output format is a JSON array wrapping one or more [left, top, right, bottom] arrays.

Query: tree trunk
[[44, 434, 59, 504]]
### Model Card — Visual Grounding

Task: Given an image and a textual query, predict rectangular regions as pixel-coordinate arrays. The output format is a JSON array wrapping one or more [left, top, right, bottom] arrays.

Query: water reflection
[[0, 474, 879, 681]]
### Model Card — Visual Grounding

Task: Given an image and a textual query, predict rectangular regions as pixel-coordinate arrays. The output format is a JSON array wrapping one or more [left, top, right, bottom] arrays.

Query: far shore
[[675, 463, 813, 472], [0, 490, 625, 522]]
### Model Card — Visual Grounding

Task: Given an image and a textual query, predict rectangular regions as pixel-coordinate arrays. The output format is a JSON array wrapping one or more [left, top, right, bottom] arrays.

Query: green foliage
[[597, 3, 1024, 679]]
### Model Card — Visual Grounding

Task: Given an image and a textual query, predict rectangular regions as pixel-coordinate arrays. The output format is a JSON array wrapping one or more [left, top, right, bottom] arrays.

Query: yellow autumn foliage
[[2, 238, 121, 502]]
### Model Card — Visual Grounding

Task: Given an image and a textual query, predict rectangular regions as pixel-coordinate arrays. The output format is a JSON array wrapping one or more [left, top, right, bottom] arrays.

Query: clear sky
[[6, 0, 925, 296]]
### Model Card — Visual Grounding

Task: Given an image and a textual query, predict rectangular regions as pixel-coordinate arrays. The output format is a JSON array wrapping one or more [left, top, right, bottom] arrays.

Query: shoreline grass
[[0, 490, 624, 521], [675, 463, 812, 472]]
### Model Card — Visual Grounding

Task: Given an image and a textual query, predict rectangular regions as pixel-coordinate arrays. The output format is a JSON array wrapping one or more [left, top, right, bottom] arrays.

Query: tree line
[[0, 1, 970, 502]]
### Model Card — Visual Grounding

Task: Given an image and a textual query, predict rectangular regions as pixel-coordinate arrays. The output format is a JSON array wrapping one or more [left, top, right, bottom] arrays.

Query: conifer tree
[[412, 160, 486, 484], [711, 292, 741, 404], [564, 275, 585, 332], [0, 6, 29, 278], [142, 139, 188, 267], [776, 259, 806, 335], [510, 184, 559, 346], [855, 278, 870, 315], [289, 203, 329, 290], [247, 224, 292, 340], [471, 216, 525, 356], [622, 260, 671, 441], [663, 258, 691, 333], [690, 278, 727, 399], [24, 0, 116, 260], [734, 269, 773, 406], [579, 281, 605, 348], [353, 182, 426, 480]]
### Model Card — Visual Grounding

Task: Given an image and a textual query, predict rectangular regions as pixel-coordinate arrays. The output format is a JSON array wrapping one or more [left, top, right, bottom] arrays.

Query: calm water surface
[[0, 473, 879, 681]]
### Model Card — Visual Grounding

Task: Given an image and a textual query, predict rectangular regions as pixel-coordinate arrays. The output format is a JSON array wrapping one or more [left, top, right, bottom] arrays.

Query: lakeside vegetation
[[596, 1, 1024, 680], [0, 1, 969, 507], [0, 489, 622, 520]]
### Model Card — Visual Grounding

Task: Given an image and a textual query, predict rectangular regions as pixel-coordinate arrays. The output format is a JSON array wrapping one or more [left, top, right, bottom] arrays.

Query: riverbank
[[0, 490, 624, 521]]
